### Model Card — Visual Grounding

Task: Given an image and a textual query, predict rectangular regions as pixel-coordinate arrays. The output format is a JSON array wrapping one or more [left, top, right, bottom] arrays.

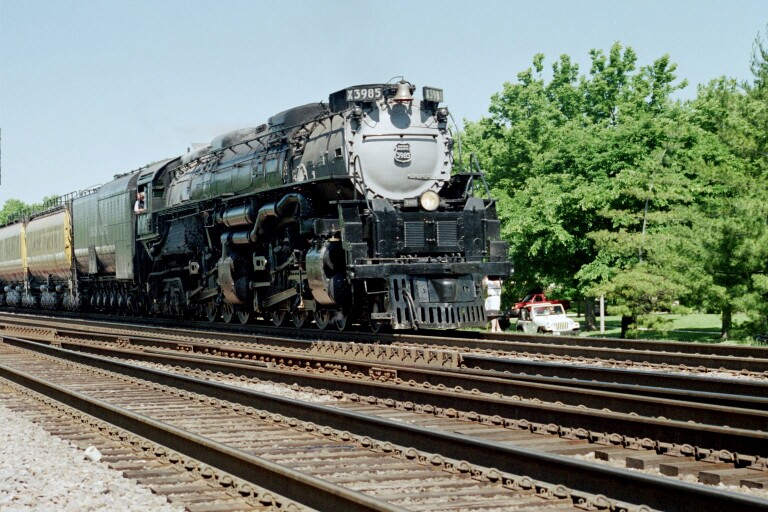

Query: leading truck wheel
[[369, 301, 387, 334]]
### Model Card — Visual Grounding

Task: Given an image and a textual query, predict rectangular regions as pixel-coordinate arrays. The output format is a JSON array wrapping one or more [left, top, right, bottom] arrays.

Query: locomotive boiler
[[0, 79, 511, 331]]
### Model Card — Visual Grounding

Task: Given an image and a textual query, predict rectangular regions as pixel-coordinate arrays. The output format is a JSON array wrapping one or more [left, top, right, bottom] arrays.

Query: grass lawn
[[575, 312, 757, 344]]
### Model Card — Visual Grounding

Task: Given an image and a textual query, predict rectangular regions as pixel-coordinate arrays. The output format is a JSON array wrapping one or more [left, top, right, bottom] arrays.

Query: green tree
[[0, 195, 63, 225], [463, 43, 693, 336], [685, 29, 768, 338], [743, 31, 768, 335], [0, 199, 29, 224]]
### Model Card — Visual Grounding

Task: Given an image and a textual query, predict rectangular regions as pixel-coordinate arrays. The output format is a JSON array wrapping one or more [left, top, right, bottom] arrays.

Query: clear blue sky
[[1, 0, 766, 204]]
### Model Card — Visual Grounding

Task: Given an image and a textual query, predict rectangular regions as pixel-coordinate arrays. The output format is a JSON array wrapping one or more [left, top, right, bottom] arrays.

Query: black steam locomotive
[[0, 79, 510, 331]]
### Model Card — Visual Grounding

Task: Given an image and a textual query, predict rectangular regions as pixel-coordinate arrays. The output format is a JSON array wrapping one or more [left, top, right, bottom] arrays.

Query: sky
[[1, 0, 766, 204]]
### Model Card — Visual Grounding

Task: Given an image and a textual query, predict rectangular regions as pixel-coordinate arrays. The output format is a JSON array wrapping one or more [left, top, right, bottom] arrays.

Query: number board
[[346, 87, 383, 102], [422, 87, 443, 103]]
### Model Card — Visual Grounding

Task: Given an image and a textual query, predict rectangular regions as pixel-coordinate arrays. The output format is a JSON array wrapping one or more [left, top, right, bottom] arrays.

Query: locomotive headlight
[[350, 105, 363, 120], [420, 190, 440, 211]]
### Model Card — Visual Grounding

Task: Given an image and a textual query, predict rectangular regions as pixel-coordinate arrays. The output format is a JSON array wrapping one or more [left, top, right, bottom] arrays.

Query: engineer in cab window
[[134, 191, 146, 214]]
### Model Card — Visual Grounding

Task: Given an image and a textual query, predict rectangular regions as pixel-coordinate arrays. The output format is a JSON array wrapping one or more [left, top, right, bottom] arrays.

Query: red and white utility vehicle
[[516, 303, 580, 335]]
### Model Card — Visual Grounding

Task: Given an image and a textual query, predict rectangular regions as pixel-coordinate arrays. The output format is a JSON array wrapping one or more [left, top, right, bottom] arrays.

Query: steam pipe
[[248, 193, 312, 243], [248, 203, 276, 242]]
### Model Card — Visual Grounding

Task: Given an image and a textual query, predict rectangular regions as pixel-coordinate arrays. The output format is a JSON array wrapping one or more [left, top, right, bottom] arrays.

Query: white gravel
[[0, 403, 185, 512]]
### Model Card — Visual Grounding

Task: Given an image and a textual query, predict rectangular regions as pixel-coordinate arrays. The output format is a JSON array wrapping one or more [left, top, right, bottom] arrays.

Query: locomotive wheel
[[221, 303, 234, 323], [334, 311, 347, 331], [271, 310, 288, 327], [237, 309, 251, 324], [291, 311, 308, 328], [369, 301, 385, 334], [314, 310, 332, 330], [205, 302, 218, 322]]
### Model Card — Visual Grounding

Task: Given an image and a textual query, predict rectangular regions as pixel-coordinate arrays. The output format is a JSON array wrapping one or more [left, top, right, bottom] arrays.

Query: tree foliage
[[0, 199, 30, 225], [685, 29, 768, 338], [463, 37, 768, 339], [0, 195, 61, 225]]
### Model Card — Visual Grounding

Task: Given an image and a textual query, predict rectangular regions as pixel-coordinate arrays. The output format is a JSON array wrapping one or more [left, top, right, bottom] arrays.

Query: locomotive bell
[[392, 81, 413, 103]]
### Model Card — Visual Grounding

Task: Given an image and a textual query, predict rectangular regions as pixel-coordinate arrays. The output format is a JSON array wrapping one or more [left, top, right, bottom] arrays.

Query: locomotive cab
[[135, 158, 176, 240]]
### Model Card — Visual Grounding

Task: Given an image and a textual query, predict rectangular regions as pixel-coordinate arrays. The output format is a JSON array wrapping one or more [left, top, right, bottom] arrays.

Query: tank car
[[0, 79, 511, 330]]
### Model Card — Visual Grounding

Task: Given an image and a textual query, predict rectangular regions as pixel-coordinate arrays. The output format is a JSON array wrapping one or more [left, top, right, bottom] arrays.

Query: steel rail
[[5, 316, 766, 398], [458, 341, 768, 372], [461, 353, 768, 393], [5, 310, 768, 362], [55, 337, 768, 431], [438, 328, 768, 359], [23, 323, 766, 411], [3, 337, 768, 511], [83, 330, 768, 401], [52, 338, 768, 456], [0, 361, 407, 512]]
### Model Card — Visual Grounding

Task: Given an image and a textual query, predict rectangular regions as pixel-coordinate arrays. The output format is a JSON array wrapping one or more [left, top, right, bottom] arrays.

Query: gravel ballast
[[0, 403, 184, 512]]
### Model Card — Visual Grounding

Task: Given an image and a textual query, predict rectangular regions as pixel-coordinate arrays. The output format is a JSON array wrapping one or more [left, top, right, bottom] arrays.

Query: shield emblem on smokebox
[[394, 143, 411, 163]]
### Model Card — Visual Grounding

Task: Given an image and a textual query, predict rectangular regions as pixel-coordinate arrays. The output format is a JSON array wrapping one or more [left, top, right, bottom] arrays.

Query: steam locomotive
[[0, 79, 510, 331]]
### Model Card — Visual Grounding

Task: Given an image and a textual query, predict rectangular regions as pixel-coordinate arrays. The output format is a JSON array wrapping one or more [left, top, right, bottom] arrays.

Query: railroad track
[[3, 310, 767, 375], [0, 380, 302, 511], [28, 333, 768, 459], [2, 312, 768, 379], [3, 317, 768, 451], [0, 340, 621, 511], [1, 329, 767, 510], [2, 315, 767, 405]]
